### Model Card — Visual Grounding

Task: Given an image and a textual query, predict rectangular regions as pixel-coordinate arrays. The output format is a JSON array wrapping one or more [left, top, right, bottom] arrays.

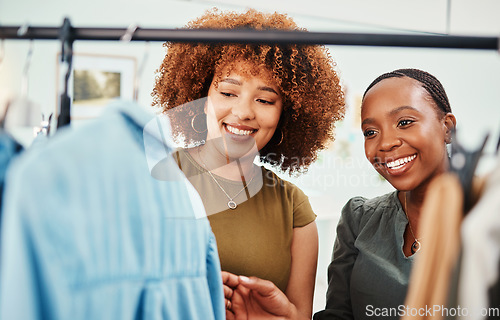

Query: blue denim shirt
[[0, 101, 225, 320], [0, 132, 23, 220]]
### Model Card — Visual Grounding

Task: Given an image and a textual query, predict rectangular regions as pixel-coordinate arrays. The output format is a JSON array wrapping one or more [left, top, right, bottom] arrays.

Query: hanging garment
[[402, 173, 463, 320], [457, 156, 500, 320], [486, 262, 500, 320], [0, 131, 23, 224], [0, 101, 225, 320]]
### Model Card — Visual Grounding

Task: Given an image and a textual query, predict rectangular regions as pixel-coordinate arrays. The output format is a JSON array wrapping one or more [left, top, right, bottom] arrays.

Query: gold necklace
[[197, 147, 255, 210], [404, 192, 421, 254]]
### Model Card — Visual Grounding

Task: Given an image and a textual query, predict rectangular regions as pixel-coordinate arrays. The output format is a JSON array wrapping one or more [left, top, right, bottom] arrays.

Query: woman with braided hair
[[221, 68, 457, 320], [313, 68, 456, 320], [152, 8, 345, 319]]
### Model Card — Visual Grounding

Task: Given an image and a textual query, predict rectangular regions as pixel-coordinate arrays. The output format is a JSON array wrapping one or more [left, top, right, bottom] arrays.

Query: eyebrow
[[220, 78, 278, 95], [361, 105, 419, 127], [389, 105, 419, 116], [220, 78, 241, 85], [257, 86, 278, 94]]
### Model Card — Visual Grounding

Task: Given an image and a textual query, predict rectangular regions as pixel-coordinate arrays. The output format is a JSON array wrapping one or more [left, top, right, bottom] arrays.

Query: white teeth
[[226, 125, 254, 136], [386, 154, 416, 169]]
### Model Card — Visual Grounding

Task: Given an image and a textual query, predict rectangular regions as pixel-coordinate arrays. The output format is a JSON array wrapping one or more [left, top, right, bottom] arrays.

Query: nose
[[378, 130, 402, 152], [231, 98, 255, 120]]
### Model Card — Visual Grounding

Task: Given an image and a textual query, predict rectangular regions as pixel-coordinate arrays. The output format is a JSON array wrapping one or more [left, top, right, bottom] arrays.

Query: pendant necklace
[[404, 192, 421, 254], [197, 148, 255, 210]]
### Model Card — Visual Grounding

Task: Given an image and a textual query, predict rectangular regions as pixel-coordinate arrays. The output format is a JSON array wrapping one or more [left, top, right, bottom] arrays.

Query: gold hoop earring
[[276, 129, 283, 146], [191, 113, 207, 134]]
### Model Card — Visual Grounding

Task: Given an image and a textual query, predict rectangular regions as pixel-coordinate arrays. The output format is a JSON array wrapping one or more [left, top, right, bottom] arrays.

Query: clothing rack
[[1, 23, 499, 48], [1, 18, 499, 128]]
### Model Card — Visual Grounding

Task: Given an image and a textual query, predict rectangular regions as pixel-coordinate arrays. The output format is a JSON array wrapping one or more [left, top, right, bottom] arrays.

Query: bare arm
[[223, 222, 318, 320], [285, 221, 319, 318]]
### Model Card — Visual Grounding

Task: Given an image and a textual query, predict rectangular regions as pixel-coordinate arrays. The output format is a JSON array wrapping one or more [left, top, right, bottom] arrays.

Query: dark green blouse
[[315, 192, 417, 320]]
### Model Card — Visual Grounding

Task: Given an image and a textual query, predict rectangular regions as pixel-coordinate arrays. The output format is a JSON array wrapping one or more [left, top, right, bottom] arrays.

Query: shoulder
[[340, 191, 399, 229], [344, 191, 399, 213], [261, 167, 315, 227], [261, 167, 307, 201]]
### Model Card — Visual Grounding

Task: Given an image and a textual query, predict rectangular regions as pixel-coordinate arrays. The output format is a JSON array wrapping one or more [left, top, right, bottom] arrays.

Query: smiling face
[[204, 61, 283, 161], [361, 76, 455, 192]]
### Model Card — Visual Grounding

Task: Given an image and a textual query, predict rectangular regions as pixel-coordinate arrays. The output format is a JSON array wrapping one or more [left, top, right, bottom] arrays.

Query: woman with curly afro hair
[[152, 8, 345, 319]]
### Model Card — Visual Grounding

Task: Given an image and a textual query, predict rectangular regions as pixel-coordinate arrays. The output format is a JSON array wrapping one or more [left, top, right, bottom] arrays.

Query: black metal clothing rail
[[1, 19, 499, 129], [1, 25, 499, 50]]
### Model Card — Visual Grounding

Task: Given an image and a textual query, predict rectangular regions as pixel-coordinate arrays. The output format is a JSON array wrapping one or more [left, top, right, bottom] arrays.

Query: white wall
[[1, 0, 500, 313]]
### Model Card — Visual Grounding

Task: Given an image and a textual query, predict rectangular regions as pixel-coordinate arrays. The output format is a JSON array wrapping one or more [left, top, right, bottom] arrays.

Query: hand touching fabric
[[222, 271, 309, 320], [222, 271, 239, 320]]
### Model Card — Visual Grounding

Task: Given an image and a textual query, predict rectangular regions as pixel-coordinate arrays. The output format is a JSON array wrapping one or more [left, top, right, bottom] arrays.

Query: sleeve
[[0, 163, 45, 320], [0, 154, 71, 320], [313, 197, 365, 320], [291, 185, 316, 228], [206, 231, 225, 320]]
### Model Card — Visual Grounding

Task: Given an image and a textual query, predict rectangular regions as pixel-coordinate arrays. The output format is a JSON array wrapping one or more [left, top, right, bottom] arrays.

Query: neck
[[408, 163, 450, 212], [402, 190, 422, 243], [405, 189, 425, 212], [193, 143, 257, 181]]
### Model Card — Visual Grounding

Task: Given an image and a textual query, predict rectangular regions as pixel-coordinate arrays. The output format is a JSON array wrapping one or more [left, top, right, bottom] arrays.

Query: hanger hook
[[121, 24, 138, 42], [134, 41, 150, 101], [17, 22, 30, 37], [21, 40, 34, 96], [57, 17, 74, 129], [17, 22, 34, 96], [449, 129, 490, 212]]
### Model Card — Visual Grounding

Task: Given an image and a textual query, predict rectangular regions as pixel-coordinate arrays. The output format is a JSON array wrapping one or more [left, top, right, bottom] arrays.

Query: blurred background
[[1, 0, 499, 312]]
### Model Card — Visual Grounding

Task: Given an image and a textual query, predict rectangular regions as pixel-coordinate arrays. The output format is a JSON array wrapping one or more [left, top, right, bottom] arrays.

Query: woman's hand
[[234, 275, 294, 319], [222, 271, 310, 319], [229, 274, 310, 320], [222, 271, 240, 320]]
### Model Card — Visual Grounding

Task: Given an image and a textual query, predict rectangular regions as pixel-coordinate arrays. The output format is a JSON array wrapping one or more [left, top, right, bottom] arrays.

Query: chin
[[221, 140, 259, 161]]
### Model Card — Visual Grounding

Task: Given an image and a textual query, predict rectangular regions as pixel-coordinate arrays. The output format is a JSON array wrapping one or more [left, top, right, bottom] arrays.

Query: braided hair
[[363, 68, 452, 116]]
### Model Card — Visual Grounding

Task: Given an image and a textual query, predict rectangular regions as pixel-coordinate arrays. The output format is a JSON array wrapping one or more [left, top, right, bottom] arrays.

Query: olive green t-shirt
[[174, 149, 316, 292]]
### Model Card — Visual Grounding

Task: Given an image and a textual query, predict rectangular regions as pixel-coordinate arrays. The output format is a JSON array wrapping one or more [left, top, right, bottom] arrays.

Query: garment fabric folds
[[457, 156, 500, 320], [0, 131, 23, 221], [402, 173, 463, 320], [0, 101, 225, 320]]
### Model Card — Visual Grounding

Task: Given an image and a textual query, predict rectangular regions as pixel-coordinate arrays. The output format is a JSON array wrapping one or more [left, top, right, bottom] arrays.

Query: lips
[[376, 154, 417, 176], [224, 123, 257, 136], [386, 154, 417, 169]]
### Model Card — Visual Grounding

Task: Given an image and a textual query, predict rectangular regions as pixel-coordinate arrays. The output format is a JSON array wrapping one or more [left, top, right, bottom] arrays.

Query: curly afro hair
[[152, 8, 345, 175]]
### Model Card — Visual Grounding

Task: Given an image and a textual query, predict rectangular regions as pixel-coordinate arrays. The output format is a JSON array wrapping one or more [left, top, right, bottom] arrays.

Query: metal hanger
[[134, 41, 149, 101], [56, 18, 74, 129], [449, 129, 489, 213], [21, 39, 34, 97], [1, 26, 36, 130], [120, 23, 138, 42], [120, 23, 147, 101]]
